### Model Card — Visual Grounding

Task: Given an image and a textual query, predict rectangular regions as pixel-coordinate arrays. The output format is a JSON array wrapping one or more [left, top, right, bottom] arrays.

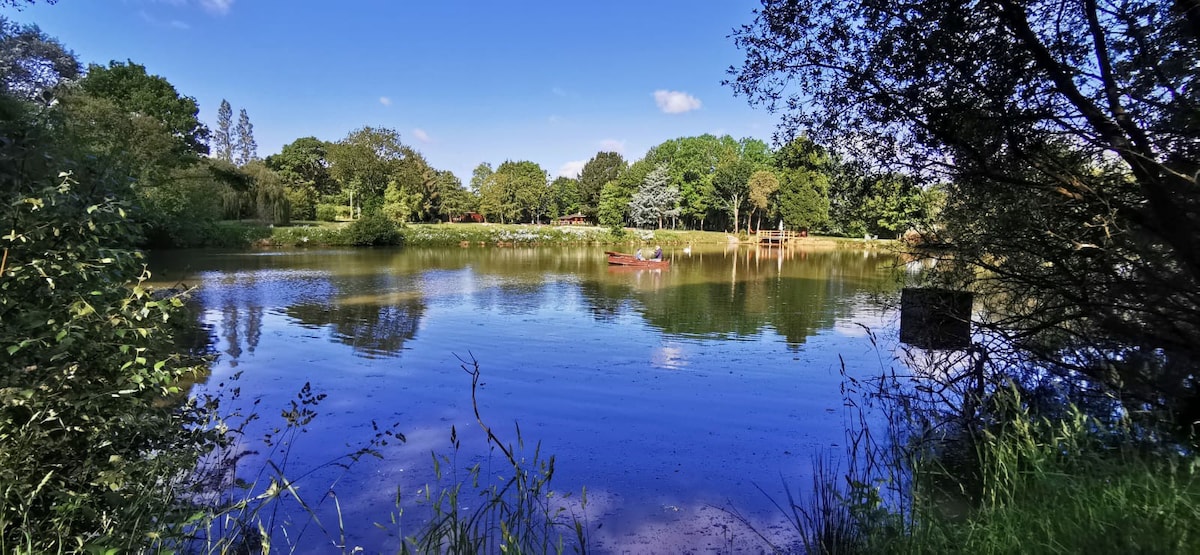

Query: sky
[[8, 0, 780, 182]]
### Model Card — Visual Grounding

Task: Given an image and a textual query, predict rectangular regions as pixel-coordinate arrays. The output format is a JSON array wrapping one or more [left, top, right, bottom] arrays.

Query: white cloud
[[558, 160, 586, 178], [653, 90, 702, 114], [598, 139, 625, 153], [199, 0, 234, 15], [379, 96, 392, 107], [138, 10, 190, 29], [412, 128, 431, 143]]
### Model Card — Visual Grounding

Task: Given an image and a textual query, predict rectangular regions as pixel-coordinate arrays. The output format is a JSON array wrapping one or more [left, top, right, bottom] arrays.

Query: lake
[[150, 243, 903, 553]]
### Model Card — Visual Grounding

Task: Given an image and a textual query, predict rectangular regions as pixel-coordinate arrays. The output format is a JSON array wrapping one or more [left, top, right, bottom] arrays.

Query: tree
[[0, 91, 213, 550], [747, 169, 780, 232], [382, 152, 437, 223], [650, 134, 739, 230], [437, 171, 475, 222], [213, 99, 233, 163], [327, 126, 415, 212], [0, 16, 78, 101], [629, 163, 679, 229], [777, 165, 829, 232], [266, 136, 334, 220], [78, 61, 209, 155], [469, 162, 494, 196], [242, 160, 290, 225], [549, 176, 582, 218], [712, 157, 753, 233], [234, 108, 256, 166], [492, 160, 549, 224], [730, 0, 1200, 430], [577, 152, 626, 216], [267, 136, 334, 193]]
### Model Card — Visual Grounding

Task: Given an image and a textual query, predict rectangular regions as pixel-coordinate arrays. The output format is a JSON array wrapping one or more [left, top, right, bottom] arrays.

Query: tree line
[[2, 15, 945, 249]]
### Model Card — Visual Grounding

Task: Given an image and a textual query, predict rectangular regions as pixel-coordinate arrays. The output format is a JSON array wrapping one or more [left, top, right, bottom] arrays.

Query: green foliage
[[234, 107, 257, 166], [249, 163, 290, 225], [629, 163, 679, 229], [0, 104, 212, 551], [747, 169, 780, 230], [549, 176, 581, 218], [0, 16, 79, 101], [136, 163, 229, 248], [263, 223, 346, 247], [732, 0, 1200, 424], [342, 210, 403, 246], [438, 175, 477, 222], [213, 99, 233, 163], [713, 156, 754, 232], [777, 166, 830, 232], [898, 392, 1200, 553], [328, 126, 413, 203], [267, 136, 336, 195], [577, 151, 626, 216], [597, 179, 632, 228], [477, 160, 549, 224], [315, 203, 340, 222], [78, 60, 209, 156]]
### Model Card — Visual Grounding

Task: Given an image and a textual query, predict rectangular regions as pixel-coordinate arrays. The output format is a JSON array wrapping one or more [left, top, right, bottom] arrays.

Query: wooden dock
[[757, 230, 803, 245]]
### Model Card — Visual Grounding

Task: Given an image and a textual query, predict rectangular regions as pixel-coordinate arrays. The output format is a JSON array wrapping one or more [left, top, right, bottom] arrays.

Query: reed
[[398, 355, 589, 554]]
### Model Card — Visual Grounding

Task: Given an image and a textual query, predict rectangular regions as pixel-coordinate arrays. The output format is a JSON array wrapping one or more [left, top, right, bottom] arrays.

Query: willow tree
[[730, 0, 1200, 431]]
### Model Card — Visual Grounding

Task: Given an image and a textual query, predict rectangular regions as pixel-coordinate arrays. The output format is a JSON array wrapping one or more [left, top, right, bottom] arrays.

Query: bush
[[342, 211, 403, 246], [315, 203, 339, 222], [1, 101, 214, 551]]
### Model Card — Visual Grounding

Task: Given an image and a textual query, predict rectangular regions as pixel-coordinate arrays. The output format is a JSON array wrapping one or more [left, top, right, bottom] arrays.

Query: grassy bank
[[787, 387, 1200, 555], [210, 220, 892, 250]]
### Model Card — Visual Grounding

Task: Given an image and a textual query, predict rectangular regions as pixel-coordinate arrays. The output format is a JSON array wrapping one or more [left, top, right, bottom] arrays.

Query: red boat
[[605, 251, 670, 268]]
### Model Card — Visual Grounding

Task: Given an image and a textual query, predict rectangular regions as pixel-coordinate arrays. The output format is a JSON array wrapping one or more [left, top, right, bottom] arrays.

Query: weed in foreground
[[395, 354, 589, 554]]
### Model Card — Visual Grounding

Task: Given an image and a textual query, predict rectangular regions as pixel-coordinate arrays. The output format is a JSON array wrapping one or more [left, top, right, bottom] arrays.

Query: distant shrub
[[343, 211, 403, 246], [315, 203, 339, 222], [267, 225, 347, 247]]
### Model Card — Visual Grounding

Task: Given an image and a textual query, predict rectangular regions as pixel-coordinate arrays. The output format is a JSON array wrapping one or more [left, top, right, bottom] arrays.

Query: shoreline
[[215, 220, 898, 250]]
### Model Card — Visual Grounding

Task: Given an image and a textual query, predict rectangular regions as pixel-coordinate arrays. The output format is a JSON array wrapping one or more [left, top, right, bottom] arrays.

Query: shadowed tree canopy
[[730, 0, 1200, 432], [266, 136, 334, 194], [0, 16, 78, 101], [78, 60, 209, 156]]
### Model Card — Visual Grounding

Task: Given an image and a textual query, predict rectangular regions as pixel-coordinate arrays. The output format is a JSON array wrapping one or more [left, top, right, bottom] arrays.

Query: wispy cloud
[[412, 128, 431, 143], [598, 139, 625, 154], [558, 160, 586, 178], [138, 10, 190, 30], [653, 90, 702, 114], [199, 0, 234, 15], [379, 96, 392, 107], [551, 87, 567, 97]]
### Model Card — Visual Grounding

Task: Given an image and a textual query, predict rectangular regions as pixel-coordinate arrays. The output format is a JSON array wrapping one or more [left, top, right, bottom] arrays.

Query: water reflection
[[148, 243, 903, 552]]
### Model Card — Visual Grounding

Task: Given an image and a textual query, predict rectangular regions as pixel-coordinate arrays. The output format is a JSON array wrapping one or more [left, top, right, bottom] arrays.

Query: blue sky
[[10, 0, 778, 182]]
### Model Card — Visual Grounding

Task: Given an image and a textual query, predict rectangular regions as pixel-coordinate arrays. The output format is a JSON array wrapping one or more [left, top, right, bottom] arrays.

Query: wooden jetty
[[757, 230, 804, 245]]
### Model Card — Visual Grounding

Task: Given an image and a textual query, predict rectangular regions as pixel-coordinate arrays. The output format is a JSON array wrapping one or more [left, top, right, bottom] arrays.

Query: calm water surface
[[150, 243, 903, 553]]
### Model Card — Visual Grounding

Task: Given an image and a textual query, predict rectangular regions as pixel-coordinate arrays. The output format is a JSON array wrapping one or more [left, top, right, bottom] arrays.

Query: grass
[[782, 380, 1200, 555], [894, 393, 1200, 554], [211, 219, 892, 250]]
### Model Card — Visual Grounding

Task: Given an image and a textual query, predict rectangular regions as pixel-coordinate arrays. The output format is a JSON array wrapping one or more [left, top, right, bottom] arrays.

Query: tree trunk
[[731, 196, 740, 234]]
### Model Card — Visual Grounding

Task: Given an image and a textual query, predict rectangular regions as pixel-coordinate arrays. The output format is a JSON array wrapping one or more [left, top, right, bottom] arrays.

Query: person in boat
[[653, 245, 663, 261], [635, 248, 644, 260]]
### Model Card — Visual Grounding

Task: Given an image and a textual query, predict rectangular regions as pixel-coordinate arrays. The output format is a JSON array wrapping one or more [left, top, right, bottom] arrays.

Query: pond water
[[150, 243, 904, 553]]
